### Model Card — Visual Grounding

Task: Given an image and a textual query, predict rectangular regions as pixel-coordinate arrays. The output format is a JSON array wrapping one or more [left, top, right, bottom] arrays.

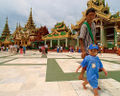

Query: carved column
[[77, 38, 79, 47], [58, 39, 60, 46], [50, 40, 52, 48], [45, 40, 46, 45], [65, 38, 68, 47], [114, 26, 118, 47], [100, 21, 107, 47]]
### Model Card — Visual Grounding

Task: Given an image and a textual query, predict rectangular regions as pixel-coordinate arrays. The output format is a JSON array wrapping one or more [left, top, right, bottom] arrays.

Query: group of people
[[69, 46, 81, 53], [56, 46, 81, 53], [0, 44, 26, 54], [75, 8, 108, 96], [57, 46, 63, 53], [0, 46, 9, 52]]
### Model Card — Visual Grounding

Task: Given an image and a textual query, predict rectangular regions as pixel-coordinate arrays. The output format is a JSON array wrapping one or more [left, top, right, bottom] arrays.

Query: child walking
[[76, 44, 107, 96]]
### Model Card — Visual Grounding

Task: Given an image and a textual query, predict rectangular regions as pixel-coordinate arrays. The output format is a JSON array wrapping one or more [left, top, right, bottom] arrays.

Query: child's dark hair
[[86, 8, 96, 16]]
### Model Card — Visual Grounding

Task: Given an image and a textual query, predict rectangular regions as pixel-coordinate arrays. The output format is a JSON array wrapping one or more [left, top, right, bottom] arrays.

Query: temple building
[[12, 8, 49, 48], [12, 8, 37, 47], [42, 22, 72, 48], [71, 0, 120, 48]]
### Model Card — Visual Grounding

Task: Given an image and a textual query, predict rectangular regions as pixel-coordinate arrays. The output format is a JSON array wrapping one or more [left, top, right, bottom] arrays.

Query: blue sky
[[0, 0, 120, 34]]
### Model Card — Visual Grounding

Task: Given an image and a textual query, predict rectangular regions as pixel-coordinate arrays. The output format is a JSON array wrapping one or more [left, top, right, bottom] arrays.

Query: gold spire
[[1, 17, 10, 39], [30, 8, 32, 15], [6, 17, 8, 24], [25, 8, 35, 30]]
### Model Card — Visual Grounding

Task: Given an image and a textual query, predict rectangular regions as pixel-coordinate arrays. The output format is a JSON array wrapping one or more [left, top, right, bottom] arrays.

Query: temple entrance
[[96, 27, 100, 43], [52, 40, 57, 48], [105, 28, 114, 48], [60, 39, 65, 48]]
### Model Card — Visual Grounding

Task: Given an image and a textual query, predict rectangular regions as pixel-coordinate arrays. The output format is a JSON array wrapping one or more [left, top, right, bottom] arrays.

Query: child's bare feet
[[97, 86, 101, 90], [82, 83, 87, 89]]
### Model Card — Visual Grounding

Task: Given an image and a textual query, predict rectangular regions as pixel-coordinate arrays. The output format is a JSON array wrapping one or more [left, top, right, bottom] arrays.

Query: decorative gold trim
[[110, 18, 120, 22], [96, 12, 111, 19], [42, 33, 70, 40], [88, 0, 104, 11], [116, 28, 120, 32]]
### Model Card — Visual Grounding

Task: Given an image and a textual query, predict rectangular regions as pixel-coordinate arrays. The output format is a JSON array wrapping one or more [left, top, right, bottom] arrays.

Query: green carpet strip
[[46, 59, 120, 82]]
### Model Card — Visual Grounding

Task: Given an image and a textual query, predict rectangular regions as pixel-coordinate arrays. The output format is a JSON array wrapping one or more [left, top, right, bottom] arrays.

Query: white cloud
[[0, 0, 120, 34], [0, 0, 30, 15]]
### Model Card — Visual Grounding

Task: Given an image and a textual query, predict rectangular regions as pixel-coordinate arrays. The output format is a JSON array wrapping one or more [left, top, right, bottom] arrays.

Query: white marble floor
[[0, 51, 120, 96], [5, 58, 47, 64]]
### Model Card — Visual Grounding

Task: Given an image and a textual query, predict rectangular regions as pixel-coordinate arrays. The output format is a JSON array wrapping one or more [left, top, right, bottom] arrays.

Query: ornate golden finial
[[6, 17, 8, 24], [30, 8, 32, 14], [93, 0, 97, 2]]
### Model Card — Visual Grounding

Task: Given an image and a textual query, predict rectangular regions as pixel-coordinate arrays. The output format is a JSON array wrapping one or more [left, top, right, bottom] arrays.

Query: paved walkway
[[0, 51, 120, 96]]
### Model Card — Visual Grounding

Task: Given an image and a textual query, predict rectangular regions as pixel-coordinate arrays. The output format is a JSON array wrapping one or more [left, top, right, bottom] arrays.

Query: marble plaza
[[0, 51, 120, 96]]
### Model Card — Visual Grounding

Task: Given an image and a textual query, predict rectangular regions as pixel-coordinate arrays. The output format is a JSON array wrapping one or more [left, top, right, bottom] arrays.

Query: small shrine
[[42, 22, 72, 48]]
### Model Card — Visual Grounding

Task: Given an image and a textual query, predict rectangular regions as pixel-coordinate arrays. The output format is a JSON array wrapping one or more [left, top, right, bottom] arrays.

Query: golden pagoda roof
[[25, 8, 35, 30], [71, 0, 120, 31], [42, 22, 71, 40], [87, 0, 104, 11], [71, 24, 80, 30], [96, 12, 111, 19]]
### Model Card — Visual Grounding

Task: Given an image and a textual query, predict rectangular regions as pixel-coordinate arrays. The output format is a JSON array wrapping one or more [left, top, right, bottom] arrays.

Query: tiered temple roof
[[1, 17, 11, 40], [42, 22, 71, 40], [0, 17, 13, 45]]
